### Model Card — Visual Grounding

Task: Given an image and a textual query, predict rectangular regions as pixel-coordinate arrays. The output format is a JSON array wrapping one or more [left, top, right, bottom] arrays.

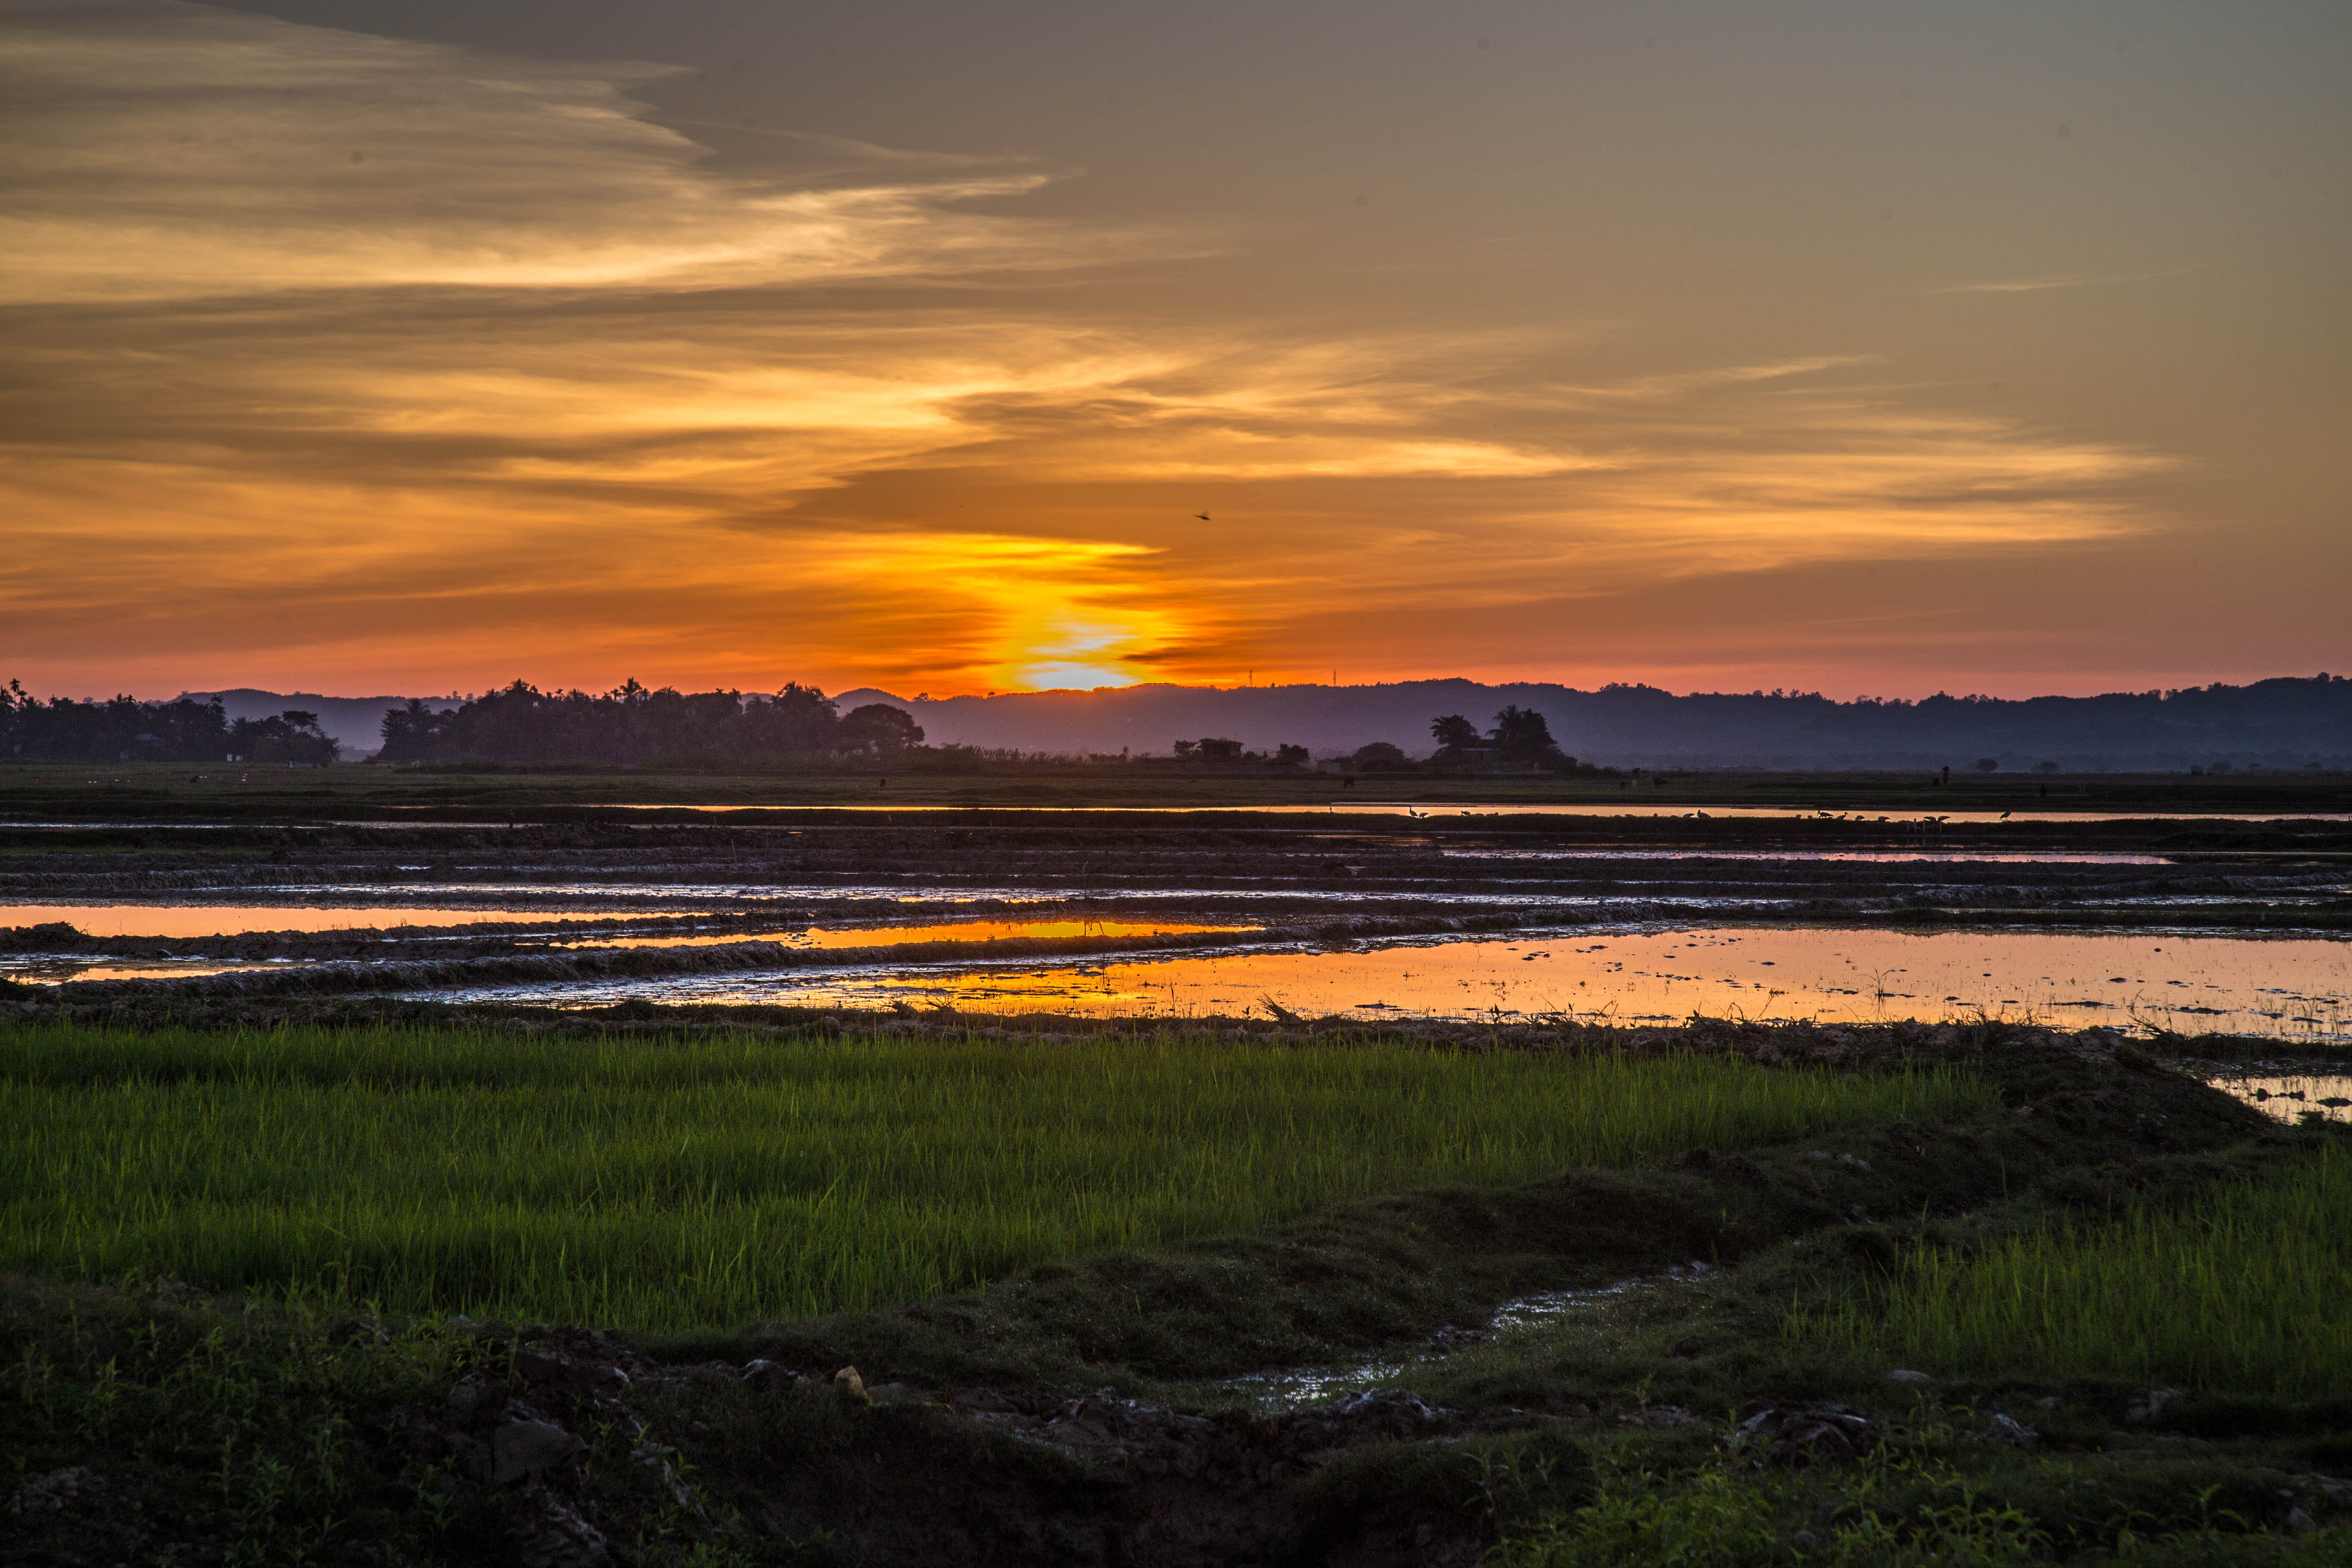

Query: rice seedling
[[1827, 1144, 2352, 1395], [0, 1020, 1988, 1330]]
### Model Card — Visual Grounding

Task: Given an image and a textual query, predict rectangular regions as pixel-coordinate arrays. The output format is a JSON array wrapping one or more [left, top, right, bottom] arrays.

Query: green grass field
[[0, 1022, 1989, 1330], [1838, 1144, 2352, 1395]]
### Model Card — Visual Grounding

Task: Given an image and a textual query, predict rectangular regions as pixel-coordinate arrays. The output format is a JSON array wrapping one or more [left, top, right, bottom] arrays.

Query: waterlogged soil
[[2, 818, 2346, 1037], [8, 1018, 2347, 1568]]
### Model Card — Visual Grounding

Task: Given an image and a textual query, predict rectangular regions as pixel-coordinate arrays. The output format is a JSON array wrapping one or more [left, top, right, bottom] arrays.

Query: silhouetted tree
[[1195, 737, 1244, 761], [1430, 714, 1479, 750], [229, 710, 339, 766], [740, 683, 841, 753], [1490, 705, 1563, 761], [374, 680, 847, 764], [0, 681, 233, 762], [1350, 741, 1408, 770], [839, 703, 924, 753], [1274, 743, 1310, 766]]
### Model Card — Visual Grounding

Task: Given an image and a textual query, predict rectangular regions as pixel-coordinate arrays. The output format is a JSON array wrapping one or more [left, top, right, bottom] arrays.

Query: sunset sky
[[4, 0, 2346, 701]]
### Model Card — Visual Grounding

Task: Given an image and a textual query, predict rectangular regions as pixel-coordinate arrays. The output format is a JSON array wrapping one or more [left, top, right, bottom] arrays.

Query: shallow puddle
[[1442, 850, 2177, 864], [1221, 1264, 1714, 1411], [0, 955, 283, 983], [0, 903, 686, 939], [419, 803, 2352, 824], [432, 925, 2352, 1038], [226, 880, 1791, 912], [224, 881, 1063, 906], [2210, 1076, 2352, 1124], [552, 919, 1257, 950]]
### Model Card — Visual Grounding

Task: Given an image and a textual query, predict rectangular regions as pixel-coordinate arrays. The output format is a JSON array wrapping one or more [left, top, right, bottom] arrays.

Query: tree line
[[1344, 705, 1596, 773], [374, 680, 922, 765], [4, 676, 1604, 774], [1, 682, 338, 764], [1170, 706, 1599, 774]]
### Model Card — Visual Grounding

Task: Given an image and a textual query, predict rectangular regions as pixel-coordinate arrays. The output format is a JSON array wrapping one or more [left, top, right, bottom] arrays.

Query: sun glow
[[820, 535, 1197, 694]]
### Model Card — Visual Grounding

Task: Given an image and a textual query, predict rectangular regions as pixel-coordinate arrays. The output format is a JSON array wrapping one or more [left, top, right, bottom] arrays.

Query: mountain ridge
[[834, 675, 2352, 771], [146, 675, 2352, 771]]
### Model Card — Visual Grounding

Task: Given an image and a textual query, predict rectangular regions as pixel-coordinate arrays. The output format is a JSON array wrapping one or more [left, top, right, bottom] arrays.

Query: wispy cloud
[[1918, 268, 2196, 296], [0, 0, 1141, 302], [1552, 355, 1880, 401]]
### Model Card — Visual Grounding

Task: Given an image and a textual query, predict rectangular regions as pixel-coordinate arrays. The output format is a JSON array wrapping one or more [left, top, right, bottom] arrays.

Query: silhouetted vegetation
[[839, 701, 925, 753], [230, 710, 340, 766], [0, 682, 337, 765], [1423, 704, 1600, 773], [1430, 714, 1480, 751], [375, 679, 847, 765], [1490, 703, 1562, 761], [1160, 735, 1324, 771], [25, 670, 2352, 778]]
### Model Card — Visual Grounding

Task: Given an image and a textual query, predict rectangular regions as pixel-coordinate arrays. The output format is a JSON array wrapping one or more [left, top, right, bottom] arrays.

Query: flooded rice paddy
[[5, 815, 2345, 1040], [427, 925, 2352, 1040]]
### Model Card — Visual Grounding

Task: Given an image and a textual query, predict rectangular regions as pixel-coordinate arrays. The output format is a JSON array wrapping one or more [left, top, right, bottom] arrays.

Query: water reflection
[[2211, 1076, 2352, 1124], [202, 880, 1795, 911], [0, 903, 685, 938], [1218, 1266, 1717, 1411], [435, 925, 2352, 1039], [552, 919, 1258, 950], [433, 804, 2352, 824], [0, 956, 280, 983], [1442, 850, 2174, 864]]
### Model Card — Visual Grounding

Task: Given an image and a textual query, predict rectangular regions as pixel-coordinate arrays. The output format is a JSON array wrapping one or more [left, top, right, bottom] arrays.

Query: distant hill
[[180, 689, 456, 760], [833, 675, 2352, 772]]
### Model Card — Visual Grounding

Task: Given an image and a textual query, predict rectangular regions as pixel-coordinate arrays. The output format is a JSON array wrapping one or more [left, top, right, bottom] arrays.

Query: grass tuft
[[1826, 1144, 2352, 1395]]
